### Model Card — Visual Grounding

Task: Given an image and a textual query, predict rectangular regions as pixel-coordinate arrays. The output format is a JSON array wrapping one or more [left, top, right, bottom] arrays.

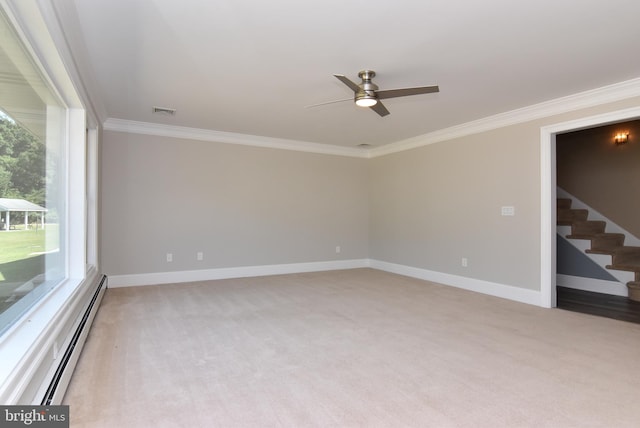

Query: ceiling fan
[[323, 70, 439, 117]]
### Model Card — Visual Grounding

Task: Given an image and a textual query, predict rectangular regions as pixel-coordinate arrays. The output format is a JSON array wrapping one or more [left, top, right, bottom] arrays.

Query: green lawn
[[0, 226, 58, 263], [0, 225, 59, 282]]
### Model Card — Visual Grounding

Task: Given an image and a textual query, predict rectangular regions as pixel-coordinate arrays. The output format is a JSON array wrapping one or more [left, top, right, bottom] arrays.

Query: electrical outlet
[[166, 253, 173, 262], [336, 246, 341, 254], [197, 252, 203, 261], [462, 257, 468, 267]]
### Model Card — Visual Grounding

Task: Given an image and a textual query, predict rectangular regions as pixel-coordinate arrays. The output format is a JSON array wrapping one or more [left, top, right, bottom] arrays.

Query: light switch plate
[[501, 206, 515, 216]]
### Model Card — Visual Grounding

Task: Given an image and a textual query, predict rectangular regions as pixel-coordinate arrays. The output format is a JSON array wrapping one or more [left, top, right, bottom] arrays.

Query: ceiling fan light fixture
[[355, 94, 378, 107]]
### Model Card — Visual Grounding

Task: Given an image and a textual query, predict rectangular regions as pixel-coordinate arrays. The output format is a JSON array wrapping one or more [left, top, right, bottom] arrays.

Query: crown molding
[[104, 77, 640, 159], [103, 118, 369, 158], [369, 77, 640, 158]]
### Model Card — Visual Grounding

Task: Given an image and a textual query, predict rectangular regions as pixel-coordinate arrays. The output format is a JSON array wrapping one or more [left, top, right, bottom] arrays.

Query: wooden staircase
[[558, 198, 640, 301]]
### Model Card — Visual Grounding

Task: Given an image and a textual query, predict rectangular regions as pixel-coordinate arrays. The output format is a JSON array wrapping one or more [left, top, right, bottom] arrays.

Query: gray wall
[[101, 131, 369, 275], [557, 119, 640, 237], [101, 96, 640, 292], [369, 125, 540, 289]]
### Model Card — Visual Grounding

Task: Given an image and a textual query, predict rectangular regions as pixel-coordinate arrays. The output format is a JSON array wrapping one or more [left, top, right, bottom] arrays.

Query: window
[[0, 0, 99, 404], [0, 7, 66, 334]]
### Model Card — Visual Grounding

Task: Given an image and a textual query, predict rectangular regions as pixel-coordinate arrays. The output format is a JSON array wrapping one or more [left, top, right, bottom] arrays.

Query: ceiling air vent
[[152, 106, 176, 115]]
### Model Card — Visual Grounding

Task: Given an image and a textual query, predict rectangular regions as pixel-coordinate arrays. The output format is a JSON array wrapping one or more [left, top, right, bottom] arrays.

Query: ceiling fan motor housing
[[356, 70, 378, 104]]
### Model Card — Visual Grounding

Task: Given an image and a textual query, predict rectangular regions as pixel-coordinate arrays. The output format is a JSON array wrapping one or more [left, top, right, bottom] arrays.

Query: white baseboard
[[107, 259, 371, 288], [107, 259, 545, 307], [370, 260, 543, 307], [556, 274, 628, 297]]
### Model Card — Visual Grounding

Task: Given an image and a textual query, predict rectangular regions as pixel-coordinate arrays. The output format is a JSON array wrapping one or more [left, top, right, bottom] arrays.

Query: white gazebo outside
[[0, 198, 47, 231]]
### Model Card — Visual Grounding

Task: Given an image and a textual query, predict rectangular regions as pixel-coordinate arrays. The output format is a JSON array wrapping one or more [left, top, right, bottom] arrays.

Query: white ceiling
[[64, 0, 640, 149]]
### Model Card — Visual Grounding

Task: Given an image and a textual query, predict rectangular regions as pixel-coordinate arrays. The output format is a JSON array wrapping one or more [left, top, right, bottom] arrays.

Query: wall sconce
[[613, 132, 629, 145]]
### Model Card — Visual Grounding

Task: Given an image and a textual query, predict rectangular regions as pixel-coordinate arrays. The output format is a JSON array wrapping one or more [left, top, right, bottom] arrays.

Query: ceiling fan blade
[[334, 74, 361, 93], [376, 85, 439, 100], [370, 101, 390, 117], [305, 98, 353, 108]]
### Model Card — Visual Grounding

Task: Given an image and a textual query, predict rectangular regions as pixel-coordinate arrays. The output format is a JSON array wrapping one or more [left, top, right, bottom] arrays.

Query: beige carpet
[[63, 268, 640, 427]]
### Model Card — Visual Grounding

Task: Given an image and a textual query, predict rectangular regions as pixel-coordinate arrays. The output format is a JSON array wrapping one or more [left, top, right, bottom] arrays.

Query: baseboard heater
[[41, 274, 108, 405]]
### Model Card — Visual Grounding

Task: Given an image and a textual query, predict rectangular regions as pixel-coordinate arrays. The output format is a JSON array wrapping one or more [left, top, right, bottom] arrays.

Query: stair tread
[[566, 234, 596, 239], [571, 221, 606, 234], [590, 232, 625, 251], [557, 209, 587, 213], [615, 246, 640, 252], [586, 249, 616, 255], [572, 221, 606, 228], [592, 235, 624, 242], [606, 263, 640, 272]]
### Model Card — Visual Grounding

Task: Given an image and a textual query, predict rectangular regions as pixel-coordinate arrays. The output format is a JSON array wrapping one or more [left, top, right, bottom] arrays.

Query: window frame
[[0, 0, 99, 404]]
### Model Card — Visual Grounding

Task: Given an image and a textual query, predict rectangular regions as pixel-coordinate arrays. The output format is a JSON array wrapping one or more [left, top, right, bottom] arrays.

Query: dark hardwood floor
[[557, 286, 640, 324]]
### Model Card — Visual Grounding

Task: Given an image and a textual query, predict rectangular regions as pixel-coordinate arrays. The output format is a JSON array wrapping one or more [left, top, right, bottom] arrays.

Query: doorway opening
[[540, 106, 640, 317]]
